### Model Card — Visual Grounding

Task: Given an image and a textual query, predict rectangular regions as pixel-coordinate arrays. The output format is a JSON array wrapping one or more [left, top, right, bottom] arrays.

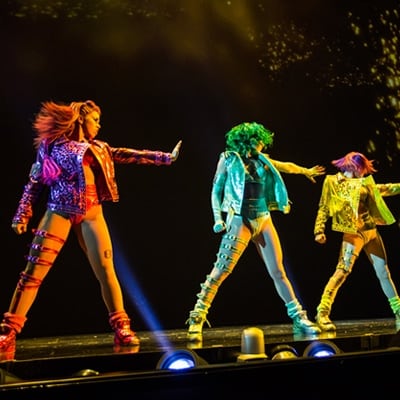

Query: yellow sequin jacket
[[314, 172, 400, 235]]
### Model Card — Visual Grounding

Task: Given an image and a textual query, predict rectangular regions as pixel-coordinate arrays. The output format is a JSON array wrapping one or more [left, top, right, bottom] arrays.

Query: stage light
[[303, 340, 342, 358], [71, 369, 100, 378], [237, 327, 268, 361], [156, 349, 208, 371], [270, 344, 299, 360]]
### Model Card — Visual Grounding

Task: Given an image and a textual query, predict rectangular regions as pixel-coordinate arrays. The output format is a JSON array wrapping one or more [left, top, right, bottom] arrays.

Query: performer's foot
[[0, 323, 17, 361], [113, 321, 140, 346], [186, 310, 209, 342], [109, 311, 140, 346], [316, 312, 336, 331], [292, 311, 321, 334]]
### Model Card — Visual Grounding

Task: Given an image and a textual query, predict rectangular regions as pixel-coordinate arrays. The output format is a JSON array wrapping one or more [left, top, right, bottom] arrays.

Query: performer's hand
[[213, 220, 226, 233], [305, 165, 325, 183], [171, 140, 182, 162], [12, 222, 28, 235], [315, 233, 326, 244]]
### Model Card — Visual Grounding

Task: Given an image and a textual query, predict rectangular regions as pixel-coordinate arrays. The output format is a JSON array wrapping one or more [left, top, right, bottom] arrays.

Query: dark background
[[1, 0, 400, 338]]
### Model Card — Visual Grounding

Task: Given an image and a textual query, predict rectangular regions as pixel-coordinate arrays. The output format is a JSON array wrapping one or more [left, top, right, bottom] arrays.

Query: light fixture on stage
[[156, 349, 208, 371], [303, 340, 342, 358], [237, 327, 268, 361], [270, 344, 299, 360]]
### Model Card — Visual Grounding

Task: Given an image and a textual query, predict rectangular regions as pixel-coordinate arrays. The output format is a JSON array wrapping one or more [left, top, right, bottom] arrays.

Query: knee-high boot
[[186, 232, 247, 342], [185, 274, 220, 342], [109, 311, 140, 346]]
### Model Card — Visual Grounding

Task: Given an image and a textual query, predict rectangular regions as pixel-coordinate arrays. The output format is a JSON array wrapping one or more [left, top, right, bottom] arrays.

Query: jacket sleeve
[[314, 176, 331, 235], [211, 153, 227, 225], [12, 161, 45, 225], [110, 146, 173, 166], [376, 183, 400, 197]]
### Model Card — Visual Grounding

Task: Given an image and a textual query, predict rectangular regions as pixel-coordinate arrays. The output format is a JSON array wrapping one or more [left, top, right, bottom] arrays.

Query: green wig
[[225, 122, 274, 157]]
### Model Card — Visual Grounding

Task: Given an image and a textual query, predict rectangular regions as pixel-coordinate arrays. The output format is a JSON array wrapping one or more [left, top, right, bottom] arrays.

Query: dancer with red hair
[[0, 100, 181, 359]]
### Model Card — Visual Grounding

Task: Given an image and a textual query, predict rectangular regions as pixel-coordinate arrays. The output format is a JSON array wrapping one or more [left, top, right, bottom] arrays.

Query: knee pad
[[337, 243, 358, 272]]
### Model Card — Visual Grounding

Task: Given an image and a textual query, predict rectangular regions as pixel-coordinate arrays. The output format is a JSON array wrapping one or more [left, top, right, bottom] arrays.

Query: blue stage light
[[156, 349, 207, 371], [303, 340, 342, 358]]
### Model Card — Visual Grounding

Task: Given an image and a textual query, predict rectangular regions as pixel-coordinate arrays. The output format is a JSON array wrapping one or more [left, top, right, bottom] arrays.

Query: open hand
[[171, 140, 182, 162], [305, 165, 325, 183]]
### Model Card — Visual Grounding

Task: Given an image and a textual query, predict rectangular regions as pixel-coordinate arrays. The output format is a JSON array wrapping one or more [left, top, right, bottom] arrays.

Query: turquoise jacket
[[211, 151, 291, 226]]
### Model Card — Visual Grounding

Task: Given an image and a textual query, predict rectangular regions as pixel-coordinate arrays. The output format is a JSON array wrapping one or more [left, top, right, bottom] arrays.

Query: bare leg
[[253, 216, 297, 303], [75, 204, 139, 346], [0, 210, 70, 358], [254, 215, 320, 334], [364, 231, 400, 326], [75, 205, 125, 312], [9, 211, 71, 316]]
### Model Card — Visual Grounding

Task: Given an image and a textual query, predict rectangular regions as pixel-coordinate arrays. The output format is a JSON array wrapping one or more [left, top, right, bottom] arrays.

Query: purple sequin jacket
[[13, 137, 173, 225]]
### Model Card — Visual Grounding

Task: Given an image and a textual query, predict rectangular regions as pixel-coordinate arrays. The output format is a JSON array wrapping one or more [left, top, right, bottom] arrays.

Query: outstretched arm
[[268, 158, 325, 183], [110, 139, 182, 165]]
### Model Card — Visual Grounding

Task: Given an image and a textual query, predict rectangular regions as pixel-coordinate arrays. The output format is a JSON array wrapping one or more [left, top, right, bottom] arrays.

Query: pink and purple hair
[[332, 151, 377, 176]]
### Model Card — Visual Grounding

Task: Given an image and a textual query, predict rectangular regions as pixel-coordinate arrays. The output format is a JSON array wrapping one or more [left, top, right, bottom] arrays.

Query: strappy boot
[[0, 313, 27, 361], [186, 274, 219, 342], [109, 311, 140, 346], [186, 308, 211, 342]]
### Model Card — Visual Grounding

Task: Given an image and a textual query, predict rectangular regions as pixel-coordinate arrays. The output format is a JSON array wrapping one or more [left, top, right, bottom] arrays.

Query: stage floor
[[1, 318, 400, 399], [5, 317, 400, 361]]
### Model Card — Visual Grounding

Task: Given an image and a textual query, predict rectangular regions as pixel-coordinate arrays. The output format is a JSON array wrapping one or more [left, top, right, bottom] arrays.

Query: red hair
[[332, 151, 377, 176], [33, 100, 100, 149]]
